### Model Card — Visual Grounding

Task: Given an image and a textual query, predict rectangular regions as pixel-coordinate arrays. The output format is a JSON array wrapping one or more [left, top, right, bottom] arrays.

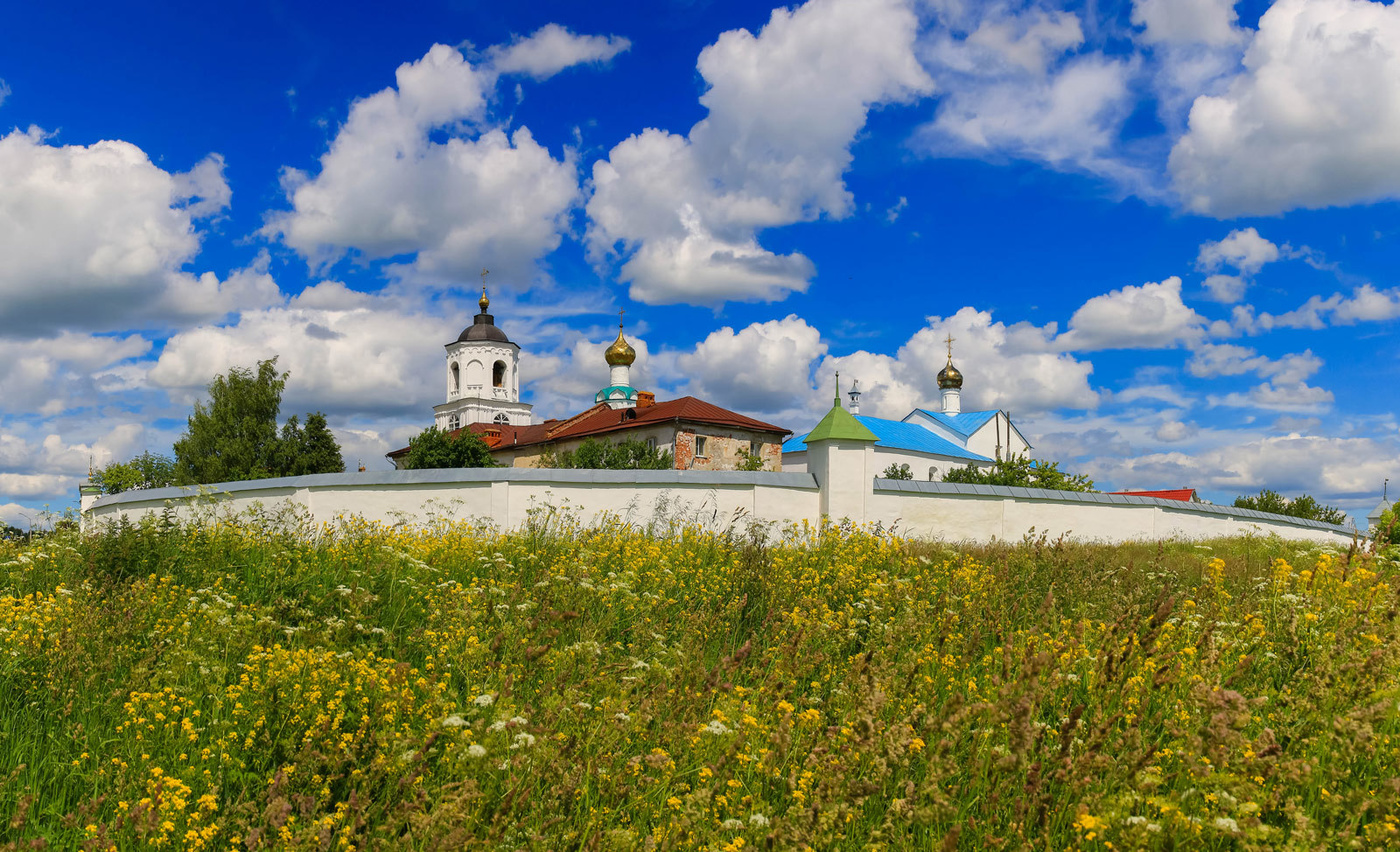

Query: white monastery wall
[[84, 457, 1360, 547], [86, 470, 821, 532], [870, 480, 1358, 545]]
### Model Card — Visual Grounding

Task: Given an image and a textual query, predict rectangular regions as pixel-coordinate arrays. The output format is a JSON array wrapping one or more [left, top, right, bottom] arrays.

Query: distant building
[[783, 337, 1032, 480], [1368, 486, 1392, 532], [1108, 488, 1199, 502], [389, 293, 789, 471]]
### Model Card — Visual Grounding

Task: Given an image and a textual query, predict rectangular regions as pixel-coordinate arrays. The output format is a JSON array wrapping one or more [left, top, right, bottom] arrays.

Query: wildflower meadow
[[1, 506, 1397, 850]]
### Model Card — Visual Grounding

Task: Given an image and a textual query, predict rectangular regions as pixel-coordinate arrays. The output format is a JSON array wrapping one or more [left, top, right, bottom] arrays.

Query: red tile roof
[[1108, 488, 1198, 502], [386, 396, 788, 459]]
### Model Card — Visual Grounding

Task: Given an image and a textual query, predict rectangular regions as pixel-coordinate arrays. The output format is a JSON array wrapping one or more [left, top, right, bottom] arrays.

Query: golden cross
[[480, 267, 489, 287], [944, 333, 955, 360], [619, 308, 625, 328]]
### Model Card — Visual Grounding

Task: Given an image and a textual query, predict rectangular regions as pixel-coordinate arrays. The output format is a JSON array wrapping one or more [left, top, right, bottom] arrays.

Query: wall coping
[[89, 468, 820, 511], [873, 478, 1360, 535]]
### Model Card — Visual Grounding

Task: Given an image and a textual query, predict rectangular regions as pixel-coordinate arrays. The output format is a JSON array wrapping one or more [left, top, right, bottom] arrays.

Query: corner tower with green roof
[[804, 375, 878, 521]]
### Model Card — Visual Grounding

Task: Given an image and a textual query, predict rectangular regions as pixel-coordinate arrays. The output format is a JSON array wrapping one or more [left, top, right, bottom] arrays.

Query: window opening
[[493, 361, 506, 388], [695, 436, 708, 457], [494, 413, 509, 425], [451, 362, 460, 391]]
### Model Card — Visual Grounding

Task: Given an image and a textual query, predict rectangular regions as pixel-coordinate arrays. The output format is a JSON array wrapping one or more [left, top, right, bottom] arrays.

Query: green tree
[[737, 449, 766, 472], [943, 455, 1095, 492], [539, 437, 674, 470], [400, 426, 497, 470], [0, 523, 24, 540], [276, 413, 346, 477], [1233, 489, 1347, 524], [94, 451, 177, 494], [173, 358, 344, 484], [882, 462, 913, 480]]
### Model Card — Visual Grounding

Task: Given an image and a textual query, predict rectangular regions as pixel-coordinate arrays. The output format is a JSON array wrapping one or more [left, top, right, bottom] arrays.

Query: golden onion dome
[[937, 360, 963, 390], [478, 286, 490, 313], [605, 324, 636, 367]]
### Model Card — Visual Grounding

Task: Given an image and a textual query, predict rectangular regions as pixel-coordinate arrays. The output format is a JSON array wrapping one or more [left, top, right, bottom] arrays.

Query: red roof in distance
[[386, 395, 789, 459], [1108, 488, 1197, 502]]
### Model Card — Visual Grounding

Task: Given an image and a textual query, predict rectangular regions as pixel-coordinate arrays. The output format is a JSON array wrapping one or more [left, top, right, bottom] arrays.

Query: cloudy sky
[[2, 0, 1398, 526]]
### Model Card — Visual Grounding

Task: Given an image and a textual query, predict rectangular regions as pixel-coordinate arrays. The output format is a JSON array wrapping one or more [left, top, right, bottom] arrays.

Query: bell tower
[[433, 271, 533, 430]]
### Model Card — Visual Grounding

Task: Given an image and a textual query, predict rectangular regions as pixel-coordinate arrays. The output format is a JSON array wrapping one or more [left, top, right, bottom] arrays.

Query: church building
[[782, 338, 1032, 480], [388, 289, 790, 470], [432, 287, 533, 430]]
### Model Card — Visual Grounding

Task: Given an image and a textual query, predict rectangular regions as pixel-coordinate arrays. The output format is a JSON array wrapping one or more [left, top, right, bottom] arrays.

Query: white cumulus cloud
[[1197, 227, 1279, 275], [1131, 0, 1247, 47], [917, 4, 1143, 188], [1170, 0, 1400, 216], [0, 129, 240, 334], [678, 315, 828, 416], [488, 24, 631, 80], [1058, 276, 1206, 351], [265, 43, 581, 285], [586, 0, 933, 306]]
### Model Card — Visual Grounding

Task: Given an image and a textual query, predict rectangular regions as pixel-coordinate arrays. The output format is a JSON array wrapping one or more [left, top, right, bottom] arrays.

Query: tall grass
[[0, 509, 1396, 850]]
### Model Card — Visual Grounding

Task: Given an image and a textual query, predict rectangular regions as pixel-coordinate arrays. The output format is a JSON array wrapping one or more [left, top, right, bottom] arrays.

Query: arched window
[[928, 466, 937, 481], [492, 361, 506, 388], [448, 414, 460, 431], [450, 362, 460, 391], [493, 413, 509, 425]]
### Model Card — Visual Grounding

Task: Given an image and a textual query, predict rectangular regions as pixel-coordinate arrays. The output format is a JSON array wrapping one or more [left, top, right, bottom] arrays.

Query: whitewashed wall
[[870, 480, 1358, 545], [84, 466, 1360, 546], [85, 469, 821, 532]]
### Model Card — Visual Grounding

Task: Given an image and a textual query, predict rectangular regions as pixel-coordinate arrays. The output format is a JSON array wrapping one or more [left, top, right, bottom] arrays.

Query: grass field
[[1, 506, 1397, 850]]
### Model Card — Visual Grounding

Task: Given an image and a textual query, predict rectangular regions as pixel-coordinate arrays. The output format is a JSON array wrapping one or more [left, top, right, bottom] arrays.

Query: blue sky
[[1, 0, 1397, 526]]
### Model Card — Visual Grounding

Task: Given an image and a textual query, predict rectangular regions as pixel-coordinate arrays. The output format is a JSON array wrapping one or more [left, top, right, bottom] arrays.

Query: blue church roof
[[911, 408, 998, 437], [783, 415, 993, 462]]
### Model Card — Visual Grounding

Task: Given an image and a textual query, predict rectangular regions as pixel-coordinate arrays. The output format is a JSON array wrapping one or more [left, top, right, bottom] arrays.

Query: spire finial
[[834, 371, 841, 406], [619, 308, 625, 329], [478, 268, 490, 313], [945, 333, 955, 363]]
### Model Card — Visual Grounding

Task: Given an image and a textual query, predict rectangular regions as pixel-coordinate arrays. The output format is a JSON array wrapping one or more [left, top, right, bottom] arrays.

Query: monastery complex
[[389, 286, 1031, 479]]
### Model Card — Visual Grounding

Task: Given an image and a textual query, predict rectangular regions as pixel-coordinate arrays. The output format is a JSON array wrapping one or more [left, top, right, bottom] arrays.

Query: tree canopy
[[1233, 489, 1347, 525], [539, 438, 674, 470], [94, 451, 176, 495], [172, 358, 344, 484], [943, 456, 1095, 492], [399, 426, 497, 470]]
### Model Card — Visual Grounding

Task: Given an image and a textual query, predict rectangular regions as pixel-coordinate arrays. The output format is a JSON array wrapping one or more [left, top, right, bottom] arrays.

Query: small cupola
[[596, 311, 640, 410], [938, 334, 963, 414]]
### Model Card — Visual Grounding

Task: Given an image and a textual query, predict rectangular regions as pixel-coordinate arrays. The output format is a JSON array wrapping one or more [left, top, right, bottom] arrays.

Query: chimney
[[637, 391, 656, 408]]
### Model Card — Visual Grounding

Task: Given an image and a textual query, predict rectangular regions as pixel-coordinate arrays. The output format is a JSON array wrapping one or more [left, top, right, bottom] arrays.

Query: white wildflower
[[510, 732, 536, 749], [1213, 817, 1238, 833], [704, 720, 732, 735], [749, 813, 770, 827], [441, 715, 468, 728], [489, 720, 508, 732], [473, 693, 495, 707], [721, 819, 744, 829], [576, 701, 593, 709], [613, 712, 631, 722], [467, 744, 486, 758], [1126, 816, 1146, 826], [509, 715, 528, 725]]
